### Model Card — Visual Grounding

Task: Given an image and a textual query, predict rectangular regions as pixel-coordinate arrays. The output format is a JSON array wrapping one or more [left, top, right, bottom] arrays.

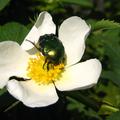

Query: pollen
[[26, 53, 65, 85]]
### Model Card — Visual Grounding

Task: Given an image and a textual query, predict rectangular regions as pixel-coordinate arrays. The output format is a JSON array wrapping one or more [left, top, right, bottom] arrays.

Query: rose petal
[[21, 11, 56, 51], [7, 80, 58, 107], [0, 41, 29, 88], [55, 59, 102, 91], [59, 16, 90, 66]]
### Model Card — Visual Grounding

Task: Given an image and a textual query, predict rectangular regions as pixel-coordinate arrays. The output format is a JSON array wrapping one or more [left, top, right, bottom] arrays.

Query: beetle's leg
[[43, 59, 53, 71], [43, 58, 48, 70], [9, 76, 31, 81], [47, 61, 51, 71], [47, 61, 54, 71]]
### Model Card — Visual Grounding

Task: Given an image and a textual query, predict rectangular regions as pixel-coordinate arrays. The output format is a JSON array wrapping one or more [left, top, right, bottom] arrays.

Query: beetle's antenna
[[26, 39, 40, 51]]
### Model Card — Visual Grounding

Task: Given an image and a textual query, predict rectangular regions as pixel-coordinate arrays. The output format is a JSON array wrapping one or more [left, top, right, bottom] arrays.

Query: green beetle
[[27, 34, 65, 70]]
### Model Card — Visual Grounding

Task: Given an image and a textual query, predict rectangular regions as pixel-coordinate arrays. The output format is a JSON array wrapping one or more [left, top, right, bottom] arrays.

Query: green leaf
[[101, 29, 120, 87], [92, 20, 120, 31], [88, 28, 120, 87], [0, 88, 7, 96], [67, 97, 102, 120], [0, 0, 10, 11], [64, 91, 100, 111], [99, 104, 119, 115], [61, 0, 93, 8], [0, 22, 29, 44], [96, 82, 120, 115], [102, 71, 120, 88], [107, 111, 120, 120]]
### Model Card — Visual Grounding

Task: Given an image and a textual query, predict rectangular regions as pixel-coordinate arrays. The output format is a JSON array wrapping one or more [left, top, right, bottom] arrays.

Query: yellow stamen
[[26, 53, 65, 85]]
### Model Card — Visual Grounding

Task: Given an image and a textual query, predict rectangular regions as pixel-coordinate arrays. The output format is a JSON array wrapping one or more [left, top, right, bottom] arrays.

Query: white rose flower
[[0, 11, 102, 107]]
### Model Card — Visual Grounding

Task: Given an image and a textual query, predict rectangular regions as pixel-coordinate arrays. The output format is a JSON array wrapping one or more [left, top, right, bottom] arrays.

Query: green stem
[[4, 101, 20, 112]]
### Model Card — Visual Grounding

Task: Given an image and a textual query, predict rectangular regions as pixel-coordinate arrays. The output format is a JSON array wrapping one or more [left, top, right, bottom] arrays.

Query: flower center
[[26, 53, 65, 85]]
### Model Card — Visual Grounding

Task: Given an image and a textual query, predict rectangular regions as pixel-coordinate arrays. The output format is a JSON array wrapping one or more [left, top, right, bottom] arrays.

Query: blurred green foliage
[[0, 0, 120, 119], [107, 111, 120, 120], [0, 0, 10, 11], [0, 22, 28, 43]]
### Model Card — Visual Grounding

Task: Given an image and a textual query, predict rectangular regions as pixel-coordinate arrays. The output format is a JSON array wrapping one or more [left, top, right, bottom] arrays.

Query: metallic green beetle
[[27, 34, 65, 70]]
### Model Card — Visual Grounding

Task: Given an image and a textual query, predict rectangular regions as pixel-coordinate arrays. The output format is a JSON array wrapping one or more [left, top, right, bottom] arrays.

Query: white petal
[[59, 16, 90, 66], [21, 11, 56, 51], [7, 80, 58, 108], [55, 59, 102, 91], [0, 41, 29, 88]]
